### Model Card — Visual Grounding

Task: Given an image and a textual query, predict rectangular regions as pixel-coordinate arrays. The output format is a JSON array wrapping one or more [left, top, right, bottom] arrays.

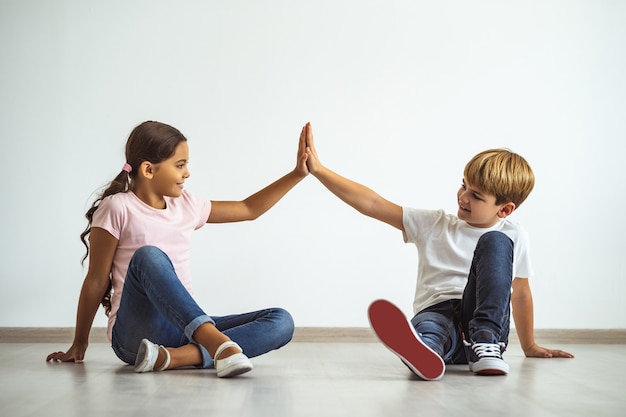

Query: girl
[[46, 121, 309, 377]]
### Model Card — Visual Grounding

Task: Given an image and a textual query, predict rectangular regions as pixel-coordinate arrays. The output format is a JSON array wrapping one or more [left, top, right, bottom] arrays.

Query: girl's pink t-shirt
[[91, 190, 212, 341]]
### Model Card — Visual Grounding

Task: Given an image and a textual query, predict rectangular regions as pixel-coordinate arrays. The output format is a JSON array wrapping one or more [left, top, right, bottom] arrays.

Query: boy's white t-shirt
[[402, 208, 533, 316], [91, 190, 212, 341]]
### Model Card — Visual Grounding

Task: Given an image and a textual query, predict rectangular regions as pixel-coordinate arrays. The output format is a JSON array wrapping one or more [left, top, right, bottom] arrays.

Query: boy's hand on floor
[[524, 343, 574, 358]]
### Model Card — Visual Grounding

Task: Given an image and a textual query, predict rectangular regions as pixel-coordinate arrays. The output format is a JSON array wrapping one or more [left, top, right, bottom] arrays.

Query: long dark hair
[[80, 121, 188, 315]]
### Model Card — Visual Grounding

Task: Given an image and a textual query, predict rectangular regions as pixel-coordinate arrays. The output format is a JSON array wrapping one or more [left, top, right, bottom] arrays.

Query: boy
[[303, 123, 573, 380]]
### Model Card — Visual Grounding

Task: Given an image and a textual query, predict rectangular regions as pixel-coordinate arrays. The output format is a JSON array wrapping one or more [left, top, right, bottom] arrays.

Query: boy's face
[[457, 178, 515, 228]]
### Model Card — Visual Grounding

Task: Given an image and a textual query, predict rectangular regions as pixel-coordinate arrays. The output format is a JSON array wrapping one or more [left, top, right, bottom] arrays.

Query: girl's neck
[[131, 187, 167, 210]]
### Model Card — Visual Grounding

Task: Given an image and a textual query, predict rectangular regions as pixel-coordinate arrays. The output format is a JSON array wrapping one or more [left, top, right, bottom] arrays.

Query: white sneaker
[[467, 342, 509, 375], [134, 338, 171, 373], [214, 341, 253, 378]]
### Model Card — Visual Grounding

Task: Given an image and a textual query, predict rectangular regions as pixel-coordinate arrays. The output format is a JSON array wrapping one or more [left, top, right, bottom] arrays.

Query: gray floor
[[1, 342, 624, 417]]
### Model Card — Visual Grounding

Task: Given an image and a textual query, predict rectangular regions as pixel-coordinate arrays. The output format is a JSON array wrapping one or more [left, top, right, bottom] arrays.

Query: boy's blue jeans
[[410, 231, 513, 364], [111, 246, 295, 368]]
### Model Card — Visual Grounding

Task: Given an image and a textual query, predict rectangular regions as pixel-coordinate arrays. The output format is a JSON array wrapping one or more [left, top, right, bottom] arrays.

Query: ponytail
[[80, 169, 131, 263]]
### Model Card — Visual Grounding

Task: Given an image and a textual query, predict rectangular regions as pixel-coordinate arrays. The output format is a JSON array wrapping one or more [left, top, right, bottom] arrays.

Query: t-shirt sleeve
[[402, 207, 444, 244], [91, 196, 124, 239], [184, 190, 212, 230], [513, 226, 534, 279]]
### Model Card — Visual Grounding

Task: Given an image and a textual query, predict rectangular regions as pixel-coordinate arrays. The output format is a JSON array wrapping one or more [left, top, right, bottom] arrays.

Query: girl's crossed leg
[[111, 246, 294, 375]]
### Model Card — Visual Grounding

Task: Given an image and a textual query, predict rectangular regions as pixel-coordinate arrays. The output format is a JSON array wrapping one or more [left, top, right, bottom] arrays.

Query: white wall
[[1, 0, 625, 330]]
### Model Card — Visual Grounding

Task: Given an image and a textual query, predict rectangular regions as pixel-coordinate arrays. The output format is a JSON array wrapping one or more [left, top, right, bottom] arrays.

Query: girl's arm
[[47, 227, 118, 363], [304, 123, 404, 231], [207, 124, 310, 223], [511, 277, 574, 358]]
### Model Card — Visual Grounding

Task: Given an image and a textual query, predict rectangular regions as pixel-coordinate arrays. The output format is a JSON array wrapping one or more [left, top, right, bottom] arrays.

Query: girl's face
[[151, 141, 190, 198], [456, 178, 514, 228]]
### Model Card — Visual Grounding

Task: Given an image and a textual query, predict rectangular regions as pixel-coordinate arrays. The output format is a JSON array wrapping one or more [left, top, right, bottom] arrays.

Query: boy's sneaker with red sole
[[368, 299, 445, 381]]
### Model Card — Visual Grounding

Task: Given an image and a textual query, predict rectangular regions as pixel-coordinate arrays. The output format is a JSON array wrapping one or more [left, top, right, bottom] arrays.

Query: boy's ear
[[497, 202, 516, 218], [138, 161, 155, 179]]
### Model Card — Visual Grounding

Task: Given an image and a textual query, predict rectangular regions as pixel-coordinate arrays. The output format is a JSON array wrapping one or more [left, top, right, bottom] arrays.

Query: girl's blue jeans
[[410, 231, 514, 364], [111, 246, 295, 368]]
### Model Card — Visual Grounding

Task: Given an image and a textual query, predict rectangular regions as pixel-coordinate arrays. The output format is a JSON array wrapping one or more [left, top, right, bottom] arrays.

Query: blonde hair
[[464, 148, 535, 208]]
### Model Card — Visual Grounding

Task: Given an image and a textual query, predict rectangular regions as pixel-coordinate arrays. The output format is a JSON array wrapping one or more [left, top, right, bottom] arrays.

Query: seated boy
[[302, 123, 573, 380]]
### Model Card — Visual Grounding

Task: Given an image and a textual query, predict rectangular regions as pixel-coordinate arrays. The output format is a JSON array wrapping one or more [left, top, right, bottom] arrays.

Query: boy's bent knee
[[476, 231, 513, 252]]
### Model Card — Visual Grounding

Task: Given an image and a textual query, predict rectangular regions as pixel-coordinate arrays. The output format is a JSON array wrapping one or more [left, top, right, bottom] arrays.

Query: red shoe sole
[[368, 299, 445, 380]]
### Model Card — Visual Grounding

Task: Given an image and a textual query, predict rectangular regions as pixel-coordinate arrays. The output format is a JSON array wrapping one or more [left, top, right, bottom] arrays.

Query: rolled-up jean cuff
[[185, 314, 215, 340], [196, 343, 213, 368], [185, 315, 216, 369]]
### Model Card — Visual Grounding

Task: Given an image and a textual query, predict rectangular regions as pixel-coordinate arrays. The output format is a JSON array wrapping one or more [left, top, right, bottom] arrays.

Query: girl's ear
[[138, 161, 155, 179], [497, 202, 516, 218]]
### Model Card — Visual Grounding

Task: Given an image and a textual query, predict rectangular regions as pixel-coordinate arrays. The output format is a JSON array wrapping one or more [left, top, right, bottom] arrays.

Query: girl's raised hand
[[296, 123, 310, 177], [303, 123, 322, 175]]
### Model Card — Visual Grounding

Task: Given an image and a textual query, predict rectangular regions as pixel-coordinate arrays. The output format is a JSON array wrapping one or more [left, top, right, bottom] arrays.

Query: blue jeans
[[111, 246, 295, 368], [410, 231, 513, 364]]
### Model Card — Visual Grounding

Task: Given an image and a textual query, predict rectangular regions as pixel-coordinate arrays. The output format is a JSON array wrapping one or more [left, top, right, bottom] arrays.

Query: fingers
[[299, 123, 307, 148], [527, 346, 575, 359], [550, 349, 575, 358], [46, 351, 68, 362], [298, 121, 322, 176], [305, 122, 315, 149], [299, 122, 312, 155], [46, 351, 84, 363], [295, 123, 310, 176]]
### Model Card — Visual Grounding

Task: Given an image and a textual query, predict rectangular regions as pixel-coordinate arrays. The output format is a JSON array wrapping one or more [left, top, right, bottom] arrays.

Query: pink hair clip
[[122, 163, 132, 173]]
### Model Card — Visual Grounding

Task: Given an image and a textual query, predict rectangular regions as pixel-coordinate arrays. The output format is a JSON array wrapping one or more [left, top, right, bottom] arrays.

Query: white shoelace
[[471, 343, 503, 358]]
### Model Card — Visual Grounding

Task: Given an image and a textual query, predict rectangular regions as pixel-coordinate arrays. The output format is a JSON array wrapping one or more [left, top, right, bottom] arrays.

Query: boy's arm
[[511, 278, 574, 358], [304, 123, 404, 231], [208, 124, 309, 223]]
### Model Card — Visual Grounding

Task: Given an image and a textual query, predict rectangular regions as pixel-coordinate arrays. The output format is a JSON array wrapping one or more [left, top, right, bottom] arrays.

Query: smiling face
[[132, 141, 191, 209], [457, 178, 515, 228], [151, 141, 190, 198]]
